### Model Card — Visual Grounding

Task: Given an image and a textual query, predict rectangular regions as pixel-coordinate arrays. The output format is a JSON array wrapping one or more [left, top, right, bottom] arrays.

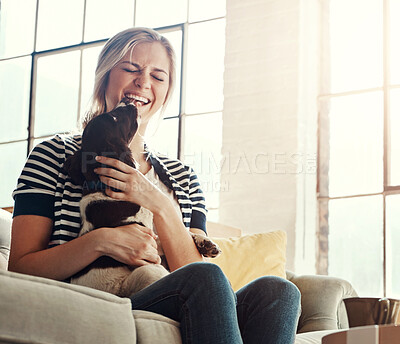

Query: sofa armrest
[[286, 271, 357, 334], [0, 255, 7, 271], [0, 269, 137, 344], [0, 209, 11, 270]]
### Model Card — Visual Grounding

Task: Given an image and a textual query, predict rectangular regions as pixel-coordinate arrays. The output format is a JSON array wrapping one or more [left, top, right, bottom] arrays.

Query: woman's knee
[[180, 262, 232, 291], [182, 262, 227, 281], [240, 276, 301, 306]]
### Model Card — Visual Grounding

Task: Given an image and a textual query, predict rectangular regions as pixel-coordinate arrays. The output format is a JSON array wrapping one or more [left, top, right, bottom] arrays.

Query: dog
[[63, 99, 221, 297]]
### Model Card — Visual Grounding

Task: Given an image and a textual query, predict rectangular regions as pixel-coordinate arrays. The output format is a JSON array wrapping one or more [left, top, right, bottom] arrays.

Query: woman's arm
[[9, 215, 161, 280], [152, 195, 204, 271]]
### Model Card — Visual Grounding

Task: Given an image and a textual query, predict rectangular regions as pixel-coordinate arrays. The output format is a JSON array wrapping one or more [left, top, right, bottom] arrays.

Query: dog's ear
[[63, 150, 85, 185], [111, 142, 137, 169]]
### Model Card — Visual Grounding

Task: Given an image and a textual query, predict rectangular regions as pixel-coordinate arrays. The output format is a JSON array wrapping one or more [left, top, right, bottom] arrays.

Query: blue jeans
[[130, 262, 301, 344]]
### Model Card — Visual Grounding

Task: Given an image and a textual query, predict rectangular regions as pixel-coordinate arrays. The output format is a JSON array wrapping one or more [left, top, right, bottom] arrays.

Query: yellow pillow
[[210, 231, 287, 291]]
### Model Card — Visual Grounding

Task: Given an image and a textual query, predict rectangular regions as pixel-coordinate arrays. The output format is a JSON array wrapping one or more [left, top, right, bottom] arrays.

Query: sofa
[[0, 208, 357, 343]]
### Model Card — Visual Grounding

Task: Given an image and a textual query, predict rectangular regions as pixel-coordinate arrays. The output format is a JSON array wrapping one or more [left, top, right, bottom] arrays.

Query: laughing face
[[105, 42, 170, 129]]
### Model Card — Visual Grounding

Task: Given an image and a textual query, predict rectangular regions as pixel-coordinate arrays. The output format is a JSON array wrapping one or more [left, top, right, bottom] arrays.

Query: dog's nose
[[119, 97, 131, 106]]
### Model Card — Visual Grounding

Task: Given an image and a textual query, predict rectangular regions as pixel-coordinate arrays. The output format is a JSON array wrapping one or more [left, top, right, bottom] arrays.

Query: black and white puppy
[[64, 99, 221, 297]]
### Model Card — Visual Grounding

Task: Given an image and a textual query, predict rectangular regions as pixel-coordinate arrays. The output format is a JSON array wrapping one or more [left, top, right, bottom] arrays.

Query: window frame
[[317, 0, 400, 296], [0, 0, 226, 215]]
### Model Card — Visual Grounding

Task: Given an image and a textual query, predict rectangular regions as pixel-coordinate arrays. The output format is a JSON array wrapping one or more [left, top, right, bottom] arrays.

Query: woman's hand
[[94, 156, 166, 214], [99, 222, 161, 267]]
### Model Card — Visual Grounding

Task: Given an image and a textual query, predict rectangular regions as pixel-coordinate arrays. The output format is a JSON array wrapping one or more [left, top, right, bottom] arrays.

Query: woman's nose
[[134, 73, 151, 89]]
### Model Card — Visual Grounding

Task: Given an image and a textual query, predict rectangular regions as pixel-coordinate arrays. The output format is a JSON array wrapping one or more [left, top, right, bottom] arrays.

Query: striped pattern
[[150, 154, 207, 228], [12, 135, 207, 248]]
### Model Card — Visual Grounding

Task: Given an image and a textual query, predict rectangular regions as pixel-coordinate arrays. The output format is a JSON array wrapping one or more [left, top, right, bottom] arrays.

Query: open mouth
[[124, 93, 150, 108]]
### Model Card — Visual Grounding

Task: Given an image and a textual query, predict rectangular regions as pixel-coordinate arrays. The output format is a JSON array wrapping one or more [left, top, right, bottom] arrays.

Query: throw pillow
[[211, 230, 287, 291]]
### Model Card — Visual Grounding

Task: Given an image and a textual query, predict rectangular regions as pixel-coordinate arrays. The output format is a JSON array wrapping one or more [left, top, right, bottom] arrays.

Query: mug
[[344, 297, 400, 328]]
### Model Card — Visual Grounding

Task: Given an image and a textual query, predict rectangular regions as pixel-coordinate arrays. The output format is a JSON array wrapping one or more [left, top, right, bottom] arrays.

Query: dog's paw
[[191, 233, 222, 258]]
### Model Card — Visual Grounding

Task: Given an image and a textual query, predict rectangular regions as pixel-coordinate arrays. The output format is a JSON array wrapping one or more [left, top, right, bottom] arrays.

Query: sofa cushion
[[133, 310, 181, 344], [211, 230, 287, 291], [0, 269, 136, 344]]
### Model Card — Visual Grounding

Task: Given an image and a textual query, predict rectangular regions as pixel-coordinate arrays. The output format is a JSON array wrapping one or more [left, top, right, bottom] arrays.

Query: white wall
[[220, 0, 319, 272]]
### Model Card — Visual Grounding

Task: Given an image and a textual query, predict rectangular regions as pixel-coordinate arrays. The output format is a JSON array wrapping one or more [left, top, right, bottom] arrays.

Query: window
[[0, 0, 226, 221], [318, 0, 400, 298]]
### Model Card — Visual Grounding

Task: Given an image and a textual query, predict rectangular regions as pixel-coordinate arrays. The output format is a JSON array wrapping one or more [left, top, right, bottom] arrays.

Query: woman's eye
[[152, 75, 164, 82], [123, 68, 138, 73]]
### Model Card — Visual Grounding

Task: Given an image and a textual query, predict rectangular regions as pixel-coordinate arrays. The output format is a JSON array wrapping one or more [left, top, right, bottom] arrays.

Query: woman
[[9, 27, 300, 343]]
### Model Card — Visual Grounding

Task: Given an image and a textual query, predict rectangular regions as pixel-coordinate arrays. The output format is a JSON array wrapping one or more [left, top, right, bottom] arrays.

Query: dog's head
[[84, 99, 140, 148], [64, 100, 139, 188]]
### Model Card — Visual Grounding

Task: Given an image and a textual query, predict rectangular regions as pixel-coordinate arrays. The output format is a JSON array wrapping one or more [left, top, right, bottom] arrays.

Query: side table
[[322, 325, 400, 344]]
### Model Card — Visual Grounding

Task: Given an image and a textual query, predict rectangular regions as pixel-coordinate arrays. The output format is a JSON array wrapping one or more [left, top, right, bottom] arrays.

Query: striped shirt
[[12, 134, 207, 248]]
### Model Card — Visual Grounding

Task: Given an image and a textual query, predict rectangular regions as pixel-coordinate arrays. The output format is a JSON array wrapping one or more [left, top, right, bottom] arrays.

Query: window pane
[[389, 89, 400, 186], [182, 112, 222, 209], [390, 0, 400, 84], [0, 0, 36, 58], [324, 92, 383, 197], [84, 0, 134, 42], [327, 0, 383, 93], [34, 51, 81, 137], [186, 19, 225, 114], [188, 0, 226, 22], [0, 141, 27, 207], [33, 136, 54, 148], [80, 45, 104, 119], [135, 0, 187, 28], [36, 0, 84, 51], [328, 196, 383, 296], [146, 117, 179, 158], [386, 194, 400, 298], [207, 209, 220, 223], [0, 57, 31, 142], [160, 29, 182, 118]]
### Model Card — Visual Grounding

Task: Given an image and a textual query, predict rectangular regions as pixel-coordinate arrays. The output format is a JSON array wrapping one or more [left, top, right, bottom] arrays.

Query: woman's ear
[[162, 91, 169, 106]]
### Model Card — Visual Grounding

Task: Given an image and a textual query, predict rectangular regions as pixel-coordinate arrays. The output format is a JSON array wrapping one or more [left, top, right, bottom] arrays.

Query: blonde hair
[[82, 27, 176, 128]]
